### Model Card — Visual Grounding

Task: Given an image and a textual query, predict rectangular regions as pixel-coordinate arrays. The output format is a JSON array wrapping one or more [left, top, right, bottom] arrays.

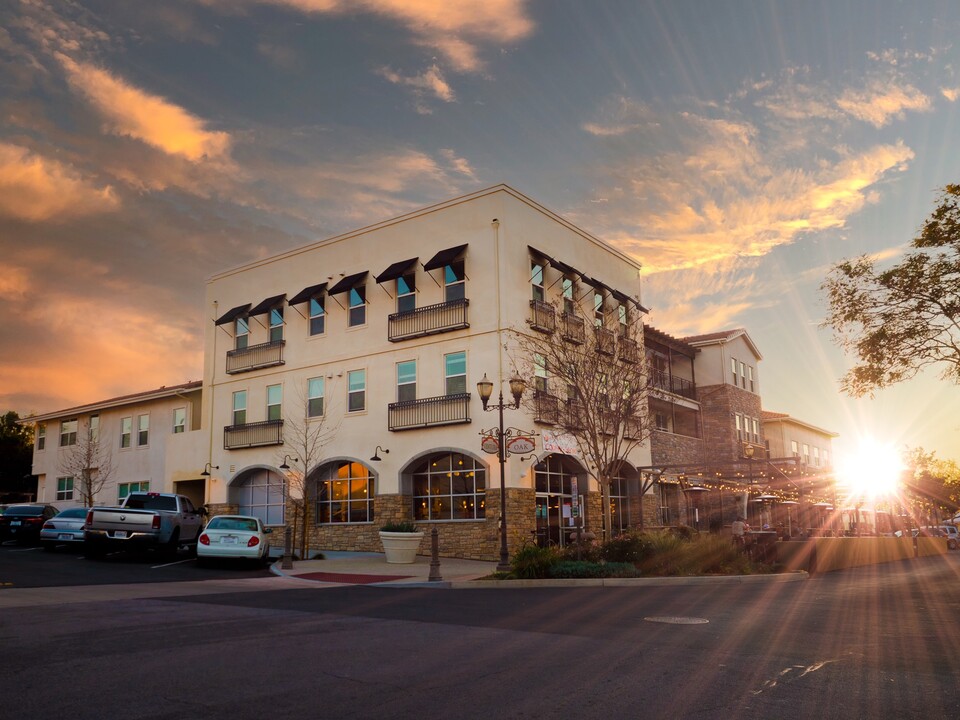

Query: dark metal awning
[[248, 294, 286, 317], [528, 246, 581, 277], [214, 303, 251, 326], [375, 258, 418, 284], [288, 283, 328, 306], [328, 271, 368, 296], [423, 244, 468, 271]]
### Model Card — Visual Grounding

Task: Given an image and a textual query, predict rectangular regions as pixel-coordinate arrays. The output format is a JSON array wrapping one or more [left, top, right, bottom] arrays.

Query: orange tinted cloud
[[57, 54, 231, 162], [836, 80, 932, 127], [0, 142, 119, 222]]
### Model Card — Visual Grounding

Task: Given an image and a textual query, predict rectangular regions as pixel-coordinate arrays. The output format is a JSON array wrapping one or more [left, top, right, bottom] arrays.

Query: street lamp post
[[477, 373, 527, 573]]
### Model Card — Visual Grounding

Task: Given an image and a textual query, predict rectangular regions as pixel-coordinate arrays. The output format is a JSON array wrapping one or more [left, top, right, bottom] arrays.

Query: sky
[[1, 0, 959, 464]]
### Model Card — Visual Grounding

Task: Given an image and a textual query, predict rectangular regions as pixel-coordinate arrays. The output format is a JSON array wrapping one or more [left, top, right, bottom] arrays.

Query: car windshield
[[208, 517, 259, 532], [4, 506, 44, 517], [56, 508, 88, 519], [123, 494, 177, 511]]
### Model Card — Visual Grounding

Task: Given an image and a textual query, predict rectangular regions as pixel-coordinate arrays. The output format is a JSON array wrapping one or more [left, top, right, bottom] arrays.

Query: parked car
[[0, 504, 60, 543], [196, 515, 272, 566], [40, 507, 89, 550], [913, 527, 958, 550], [84, 492, 203, 558], [938, 525, 959, 550]]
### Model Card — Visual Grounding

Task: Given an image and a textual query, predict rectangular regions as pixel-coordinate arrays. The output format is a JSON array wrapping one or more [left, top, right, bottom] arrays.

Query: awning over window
[[375, 258, 418, 284], [528, 246, 580, 278], [288, 282, 328, 305], [214, 303, 251, 326], [423, 243, 468, 271], [328, 271, 368, 296], [248, 294, 287, 317]]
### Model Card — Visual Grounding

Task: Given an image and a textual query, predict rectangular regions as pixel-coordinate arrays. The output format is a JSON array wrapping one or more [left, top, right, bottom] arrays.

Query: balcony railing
[[618, 337, 639, 363], [533, 392, 560, 424], [560, 312, 585, 344], [226, 340, 285, 374], [388, 393, 471, 430], [529, 299, 556, 333], [564, 398, 585, 430], [388, 298, 469, 342], [224, 419, 284, 449], [596, 327, 615, 355], [623, 415, 645, 440], [648, 368, 697, 400]]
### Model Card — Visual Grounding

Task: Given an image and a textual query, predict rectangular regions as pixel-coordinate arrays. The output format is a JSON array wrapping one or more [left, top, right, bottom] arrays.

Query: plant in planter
[[378, 521, 424, 564]]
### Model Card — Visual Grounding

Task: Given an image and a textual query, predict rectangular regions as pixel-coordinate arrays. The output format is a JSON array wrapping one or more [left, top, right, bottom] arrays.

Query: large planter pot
[[379, 531, 425, 564]]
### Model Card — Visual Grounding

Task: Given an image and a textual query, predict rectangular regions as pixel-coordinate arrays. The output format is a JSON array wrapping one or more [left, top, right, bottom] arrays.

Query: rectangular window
[[60, 419, 77, 447], [56, 476, 74, 501], [444, 351, 467, 395], [562, 277, 575, 314], [735, 413, 743, 441], [444, 260, 465, 302], [791, 440, 799, 458], [593, 291, 604, 327], [307, 377, 325, 418], [233, 391, 247, 425], [397, 360, 417, 402], [655, 412, 669, 431], [118, 481, 149, 502], [173, 407, 186, 434], [348, 370, 366, 412], [748, 366, 755, 392], [235, 316, 249, 350], [731, 357, 738, 385], [309, 297, 325, 335], [618, 304, 628, 334], [802, 443, 810, 465], [813, 446, 821, 467], [137, 414, 149, 446], [531, 259, 545, 302], [36, 424, 45, 451], [534, 353, 548, 393], [751, 417, 760, 443], [89, 414, 100, 442], [349, 285, 366, 327], [120, 417, 132, 449], [739, 361, 746, 388], [266, 384, 282, 421], [823, 450, 829, 466], [397, 273, 416, 314], [269, 307, 283, 343]]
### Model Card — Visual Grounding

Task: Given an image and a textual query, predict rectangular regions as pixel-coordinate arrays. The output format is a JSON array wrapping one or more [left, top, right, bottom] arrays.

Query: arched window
[[232, 469, 286, 525], [609, 467, 634, 534], [314, 461, 374, 524], [411, 452, 486, 521]]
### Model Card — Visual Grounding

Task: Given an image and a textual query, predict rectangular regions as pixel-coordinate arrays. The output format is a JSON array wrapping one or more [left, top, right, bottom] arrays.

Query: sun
[[835, 438, 905, 500]]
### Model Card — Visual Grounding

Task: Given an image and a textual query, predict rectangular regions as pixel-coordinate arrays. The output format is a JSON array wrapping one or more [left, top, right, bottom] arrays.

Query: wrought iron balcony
[[596, 327, 616, 355], [388, 298, 469, 342], [533, 391, 560, 425], [622, 415, 645, 440], [226, 339, 285, 374], [528, 299, 556, 333], [648, 367, 697, 400], [388, 393, 471, 431], [618, 337, 639, 363], [564, 398, 585, 430], [224, 419, 284, 449], [560, 312, 585, 344]]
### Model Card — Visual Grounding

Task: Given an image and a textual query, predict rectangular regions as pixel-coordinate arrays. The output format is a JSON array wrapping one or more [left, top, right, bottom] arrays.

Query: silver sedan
[[40, 507, 89, 550]]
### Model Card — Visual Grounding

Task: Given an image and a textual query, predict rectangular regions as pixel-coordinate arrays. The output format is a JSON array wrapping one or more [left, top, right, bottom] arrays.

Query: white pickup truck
[[84, 492, 203, 558]]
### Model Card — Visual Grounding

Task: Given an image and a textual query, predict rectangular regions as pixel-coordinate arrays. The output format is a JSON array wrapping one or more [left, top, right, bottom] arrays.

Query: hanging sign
[[542, 429, 577, 455], [506, 435, 536, 455], [480, 435, 500, 454]]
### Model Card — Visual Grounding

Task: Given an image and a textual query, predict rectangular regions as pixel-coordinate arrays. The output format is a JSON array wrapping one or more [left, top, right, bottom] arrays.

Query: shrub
[[599, 532, 648, 564], [380, 521, 419, 533], [548, 561, 639, 579], [511, 544, 560, 579], [559, 539, 602, 563]]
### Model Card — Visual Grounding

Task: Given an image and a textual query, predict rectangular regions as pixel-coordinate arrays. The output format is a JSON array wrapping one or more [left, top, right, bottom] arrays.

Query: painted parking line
[[151, 558, 196, 569]]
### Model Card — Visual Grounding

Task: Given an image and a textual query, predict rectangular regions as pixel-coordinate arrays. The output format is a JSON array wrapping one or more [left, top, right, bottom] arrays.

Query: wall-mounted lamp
[[200, 463, 219, 477], [279, 455, 298, 470], [370, 446, 389, 462]]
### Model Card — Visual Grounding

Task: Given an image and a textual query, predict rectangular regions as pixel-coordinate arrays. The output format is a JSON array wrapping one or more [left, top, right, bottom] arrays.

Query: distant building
[[761, 411, 836, 469]]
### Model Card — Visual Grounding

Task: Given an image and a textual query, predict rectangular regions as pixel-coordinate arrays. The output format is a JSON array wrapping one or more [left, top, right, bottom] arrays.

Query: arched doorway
[[229, 467, 286, 526], [533, 454, 587, 547]]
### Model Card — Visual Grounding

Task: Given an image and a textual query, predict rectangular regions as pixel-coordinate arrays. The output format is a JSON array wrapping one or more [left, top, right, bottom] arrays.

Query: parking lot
[[0, 540, 274, 589]]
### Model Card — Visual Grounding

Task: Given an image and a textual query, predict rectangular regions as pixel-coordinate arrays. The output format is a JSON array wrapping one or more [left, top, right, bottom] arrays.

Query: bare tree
[[58, 418, 114, 507], [279, 382, 339, 559], [513, 296, 651, 540]]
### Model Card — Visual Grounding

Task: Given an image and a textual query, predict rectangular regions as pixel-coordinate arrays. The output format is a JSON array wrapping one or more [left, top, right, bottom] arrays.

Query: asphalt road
[[2, 551, 959, 719]]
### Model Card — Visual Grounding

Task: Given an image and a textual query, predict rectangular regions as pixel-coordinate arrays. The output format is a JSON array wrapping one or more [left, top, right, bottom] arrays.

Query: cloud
[[836, 79, 932, 127], [217, 0, 535, 72], [378, 63, 455, 112], [56, 54, 232, 162], [943, 87, 960, 102], [0, 142, 119, 222], [440, 148, 477, 180]]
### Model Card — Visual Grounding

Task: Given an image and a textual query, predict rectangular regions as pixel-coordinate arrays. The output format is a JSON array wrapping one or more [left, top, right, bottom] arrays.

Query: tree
[[822, 184, 960, 397], [58, 417, 114, 507], [0, 411, 34, 499], [279, 385, 339, 559], [513, 298, 650, 541]]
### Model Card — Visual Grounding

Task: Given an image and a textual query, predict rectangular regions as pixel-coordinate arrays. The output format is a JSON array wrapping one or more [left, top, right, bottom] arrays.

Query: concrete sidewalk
[[270, 551, 500, 588]]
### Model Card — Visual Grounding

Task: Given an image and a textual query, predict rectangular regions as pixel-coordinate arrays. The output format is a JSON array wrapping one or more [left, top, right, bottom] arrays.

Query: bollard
[[428, 527, 442, 582], [282, 525, 293, 570]]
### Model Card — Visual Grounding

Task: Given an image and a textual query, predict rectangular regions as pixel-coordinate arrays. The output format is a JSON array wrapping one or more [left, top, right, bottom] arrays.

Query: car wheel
[[949, 539, 957, 551], [164, 529, 181, 559]]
